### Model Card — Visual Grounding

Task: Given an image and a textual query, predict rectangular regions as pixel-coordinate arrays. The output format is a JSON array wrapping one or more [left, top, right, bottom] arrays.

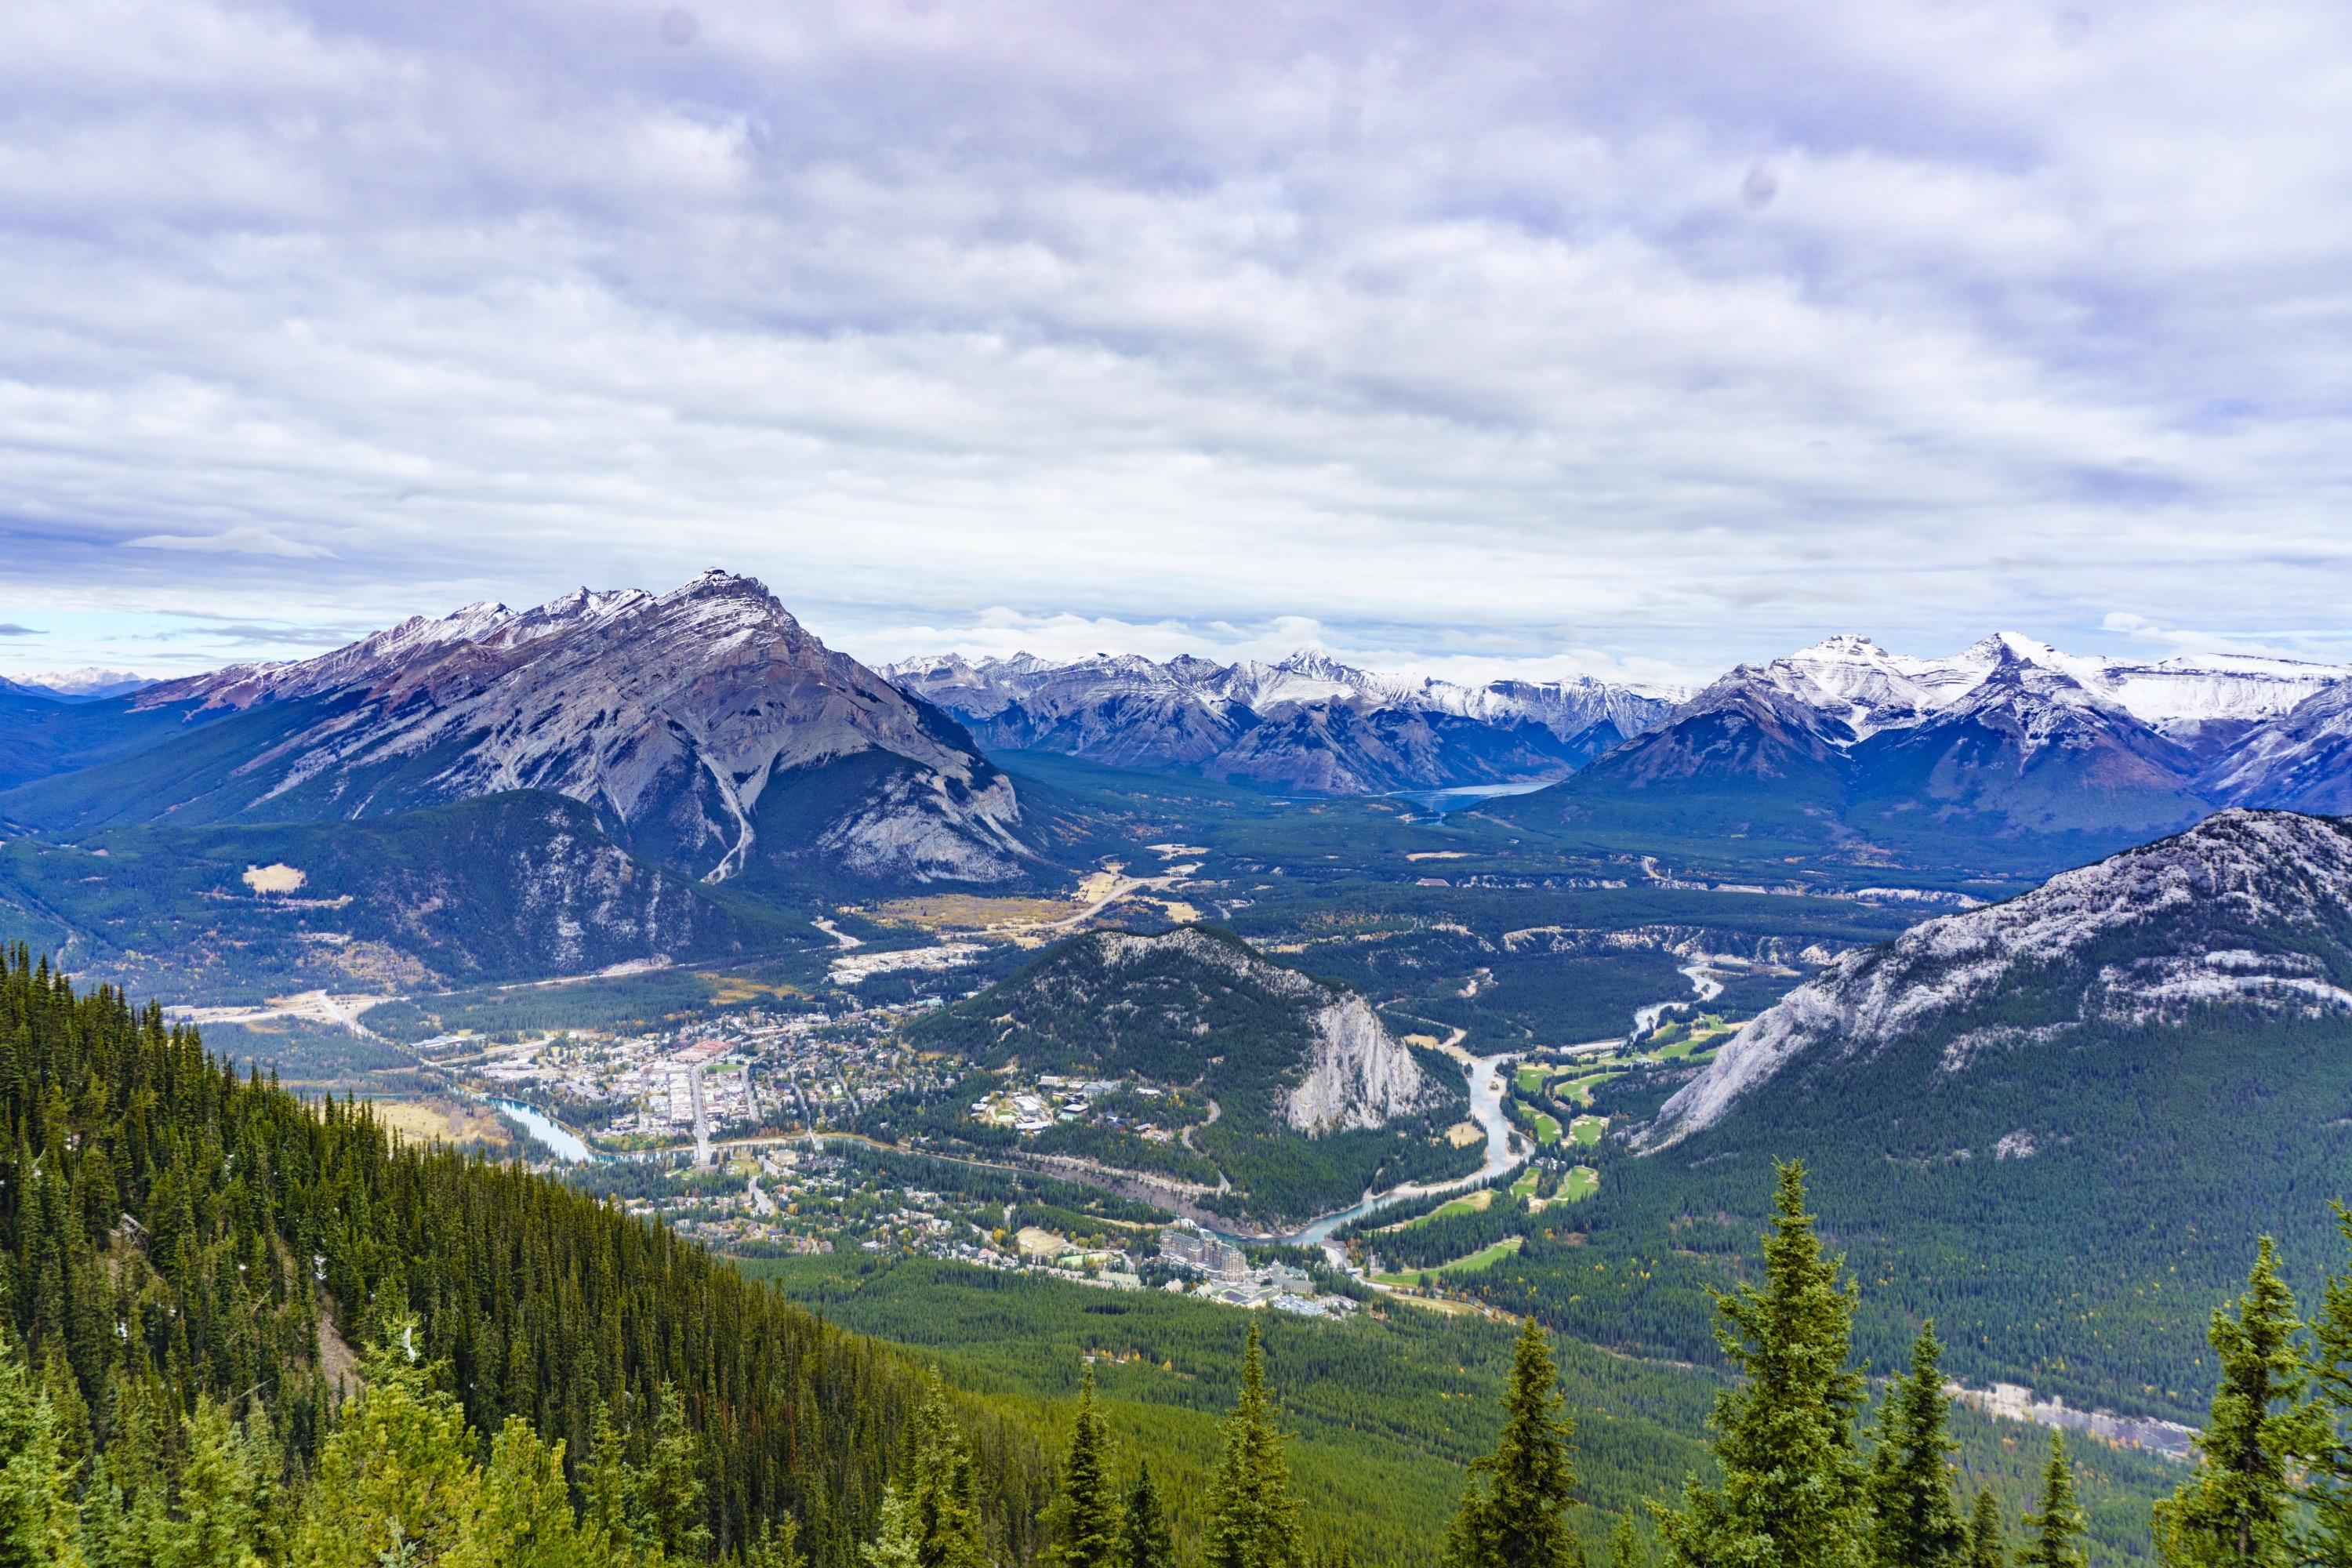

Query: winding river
[[1269, 1049, 1524, 1244]]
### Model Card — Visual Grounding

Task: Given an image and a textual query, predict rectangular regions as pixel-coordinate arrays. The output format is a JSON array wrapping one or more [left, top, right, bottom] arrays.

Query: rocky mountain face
[[4, 572, 1037, 887], [1508, 633, 2351, 865], [886, 649, 1676, 794], [918, 924, 1445, 1134], [1641, 808, 2352, 1146], [2198, 679, 2352, 815]]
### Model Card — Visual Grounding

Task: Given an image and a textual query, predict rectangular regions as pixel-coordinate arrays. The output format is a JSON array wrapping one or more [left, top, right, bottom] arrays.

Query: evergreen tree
[[1444, 1314, 1584, 1568], [637, 1384, 712, 1563], [2018, 1436, 2085, 1568], [745, 1515, 805, 1568], [887, 1381, 989, 1568], [289, 1319, 482, 1568], [1053, 1366, 1121, 1568], [467, 1415, 583, 1568], [862, 1487, 923, 1568], [2299, 1204, 2352, 1564], [1119, 1462, 1173, 1568], [1605, 1512, 1642, 1568], [171, 1396, 263, 1568], [2154, 1239, 2318, 1567], [0, 1340, 82, 1568], [1202, 1325, 1304, 1568], [1965, 1489, 2006, 1568], [1864, 1323, 1969, 1568], [1654, 1161, 1867, 1568]]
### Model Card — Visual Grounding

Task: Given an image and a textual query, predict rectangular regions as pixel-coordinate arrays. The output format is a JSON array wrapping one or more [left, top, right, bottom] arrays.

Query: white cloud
[[0, 0, 2348, 676], [122, 527, 335, 558]]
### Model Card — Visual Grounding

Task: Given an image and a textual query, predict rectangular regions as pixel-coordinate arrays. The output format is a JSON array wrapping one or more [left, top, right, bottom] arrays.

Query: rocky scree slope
[[1641, 808, 2352, 1146]]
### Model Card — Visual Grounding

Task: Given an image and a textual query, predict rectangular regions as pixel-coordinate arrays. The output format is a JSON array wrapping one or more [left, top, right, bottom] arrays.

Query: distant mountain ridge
[[887, 648, 1679, 793], [1497, 633, 2352, 866]]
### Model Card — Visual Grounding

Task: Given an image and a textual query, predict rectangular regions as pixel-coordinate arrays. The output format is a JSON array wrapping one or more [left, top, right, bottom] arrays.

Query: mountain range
[[1492, 632, 2352, 869], [886, 648, 1679, 794]]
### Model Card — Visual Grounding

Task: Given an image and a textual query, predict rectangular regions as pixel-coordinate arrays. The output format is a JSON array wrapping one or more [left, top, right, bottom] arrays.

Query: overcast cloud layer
[[3, 0, 2351, 684]]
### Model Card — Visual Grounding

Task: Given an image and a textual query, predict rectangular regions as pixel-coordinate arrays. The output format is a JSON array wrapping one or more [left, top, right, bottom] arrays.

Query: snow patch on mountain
[[1640, 809, 2352, 1147]]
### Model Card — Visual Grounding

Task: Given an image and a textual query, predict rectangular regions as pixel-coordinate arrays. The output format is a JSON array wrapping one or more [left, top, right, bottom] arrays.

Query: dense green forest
[[0, 946, 1047, 1566], [16, 940, 2352, 1568]]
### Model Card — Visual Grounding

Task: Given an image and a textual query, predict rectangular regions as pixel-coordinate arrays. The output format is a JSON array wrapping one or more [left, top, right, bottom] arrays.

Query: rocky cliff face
[[1285, 991, 1434, 1134], [1641, 809, 2352, 1146]]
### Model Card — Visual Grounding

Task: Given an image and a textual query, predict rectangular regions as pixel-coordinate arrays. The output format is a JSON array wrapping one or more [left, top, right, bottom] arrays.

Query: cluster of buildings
[[425, 996, 967, 1154], [1158, 1225, 1360, 1318], [967, 1074, 1175, 1140]]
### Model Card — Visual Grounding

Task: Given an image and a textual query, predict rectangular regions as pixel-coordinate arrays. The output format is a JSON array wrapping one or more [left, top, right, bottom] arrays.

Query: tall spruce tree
[[1119, 1462, 1173, 1568], [1202, 1325, 1304, 1568], [1606, 1512, 1643, 1568], [1965, 1489, 2006, 1568], [1654, 1161, 1867, 1568], [2300, 1204, 2352, 1564], [1864, 1322, 1969, 1568], [1444, 1314, 1584, 1568], [2018, 1436, 2085, 1568], [2154, 1238, 2319, 1567], [1054, 1365, 1122, 1568]]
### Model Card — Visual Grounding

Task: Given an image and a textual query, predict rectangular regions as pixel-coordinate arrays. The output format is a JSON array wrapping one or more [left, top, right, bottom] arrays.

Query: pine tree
[[1965, 1489, 2006, 1568], [0, 1341, 83, 1568], [1654, 1161, 1867, 1568], [2018, 1436, 2085, 1568], [637, 1383, 712, 1563], [862, 1486, 923, 1568], [1120, 1462, 1174, 1568], [469, 1414, 584, 1568], [172, 1396, 263, 1568], [583, 1399, 639, 1558], [1054, 1365, 1122, 1568], [746, 1514, 805, 1568], [895, 1379, 989, 1568], [289, 1319, 483, 1568], [1444, 1314, 1584, 1568], [1606, 1512, 1643, 1568], [2154, 1239, 2319, 1566], [1864, 1322, 1969, 1568], [2300, 1203, 2352, 1563], [1203, 1324, 1305, 1568]]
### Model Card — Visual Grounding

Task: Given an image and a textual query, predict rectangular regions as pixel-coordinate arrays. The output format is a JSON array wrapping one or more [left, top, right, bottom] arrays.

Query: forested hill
[[0, 946, 1046, 1565]]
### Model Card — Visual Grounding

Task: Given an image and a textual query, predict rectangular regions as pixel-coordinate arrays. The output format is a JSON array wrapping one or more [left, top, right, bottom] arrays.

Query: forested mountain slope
[[890, 926, 1479, 1225], [0, 947, 1045, 1565], [1568, 809, 2352, 1417]]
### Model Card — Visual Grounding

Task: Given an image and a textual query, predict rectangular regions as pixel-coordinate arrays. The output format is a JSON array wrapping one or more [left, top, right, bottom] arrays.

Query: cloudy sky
[[4, 0, 2351, 688]]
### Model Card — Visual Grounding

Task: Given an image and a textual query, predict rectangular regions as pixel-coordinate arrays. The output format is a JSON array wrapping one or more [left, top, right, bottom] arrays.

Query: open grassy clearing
[[1375, 1235, 1526, 1284], [368, 1097, 515, 1152], [1570, 1115, 1606, 1147], [1555, 1071, 1618, 1105], [1380, 1188, 1494, 1231], [1531, 1110, 1562, 1144], [872, 892, 1085, 930], [1510, 1167, 1542, 1202], [1515, 1064, 1549, 1094], [1559, 1165, 1599, 1203]]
